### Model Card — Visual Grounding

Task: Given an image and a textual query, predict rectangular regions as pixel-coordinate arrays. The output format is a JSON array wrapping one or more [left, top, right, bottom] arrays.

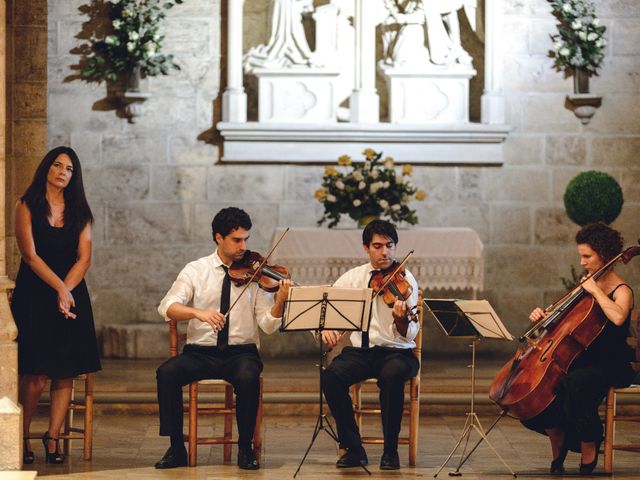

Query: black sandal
[[42, 432, 65, 464]]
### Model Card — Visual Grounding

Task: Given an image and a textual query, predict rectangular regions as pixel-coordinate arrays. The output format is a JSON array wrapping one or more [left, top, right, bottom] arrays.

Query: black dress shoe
[[154, 446, 188, 469], [336, 448, 368, 468], [579, 438, 602, 475], [380, 450, 400, 470], [237, 447, 260, 470]]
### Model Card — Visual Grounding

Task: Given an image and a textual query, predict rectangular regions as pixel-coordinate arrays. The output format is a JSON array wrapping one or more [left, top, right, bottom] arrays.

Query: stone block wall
[[7, 0, 639, 358]]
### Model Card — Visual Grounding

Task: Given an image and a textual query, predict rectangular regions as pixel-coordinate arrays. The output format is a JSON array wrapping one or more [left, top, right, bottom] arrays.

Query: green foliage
[[564, 170, 623, 225], [81, 0, 184, 82], [561, 264, 584, 291], [547, 0, 607, 75], [315, 149, 426, 228]]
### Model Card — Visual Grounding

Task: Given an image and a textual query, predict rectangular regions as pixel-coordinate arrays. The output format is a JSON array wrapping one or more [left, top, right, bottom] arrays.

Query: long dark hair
[[21, 146, 93, 232]]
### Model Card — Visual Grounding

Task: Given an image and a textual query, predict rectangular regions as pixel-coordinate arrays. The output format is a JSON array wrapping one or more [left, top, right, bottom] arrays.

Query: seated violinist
[[321, 220, 420, 470], [154, 207, 292, 470], [523, 223, 636, 475]]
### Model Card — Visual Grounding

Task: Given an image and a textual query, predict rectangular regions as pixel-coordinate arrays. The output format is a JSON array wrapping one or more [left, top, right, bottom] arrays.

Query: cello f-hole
[[539, 339, 554, 362]]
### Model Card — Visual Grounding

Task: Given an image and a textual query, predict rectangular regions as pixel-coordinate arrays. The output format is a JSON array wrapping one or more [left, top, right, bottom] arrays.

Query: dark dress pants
[[156, 343, 263, 448], [321, 346, 419, 452]]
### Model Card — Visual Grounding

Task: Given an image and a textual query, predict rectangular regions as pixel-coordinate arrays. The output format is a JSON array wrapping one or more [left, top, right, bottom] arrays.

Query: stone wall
[[8, 0, 639, 358]]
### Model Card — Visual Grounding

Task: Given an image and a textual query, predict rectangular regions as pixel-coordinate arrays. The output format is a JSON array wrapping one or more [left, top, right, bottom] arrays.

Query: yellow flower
[[314, 187, 328, 201], [362, 148, 376, 160], [337, 154, 352, 166], [415, 189, 426, 201], [402, 164, 413, 176], [324, 166, 339, 177]]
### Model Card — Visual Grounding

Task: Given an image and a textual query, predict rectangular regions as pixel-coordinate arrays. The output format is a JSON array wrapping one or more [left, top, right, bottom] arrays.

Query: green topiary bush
[[563, 170, 623, 225]]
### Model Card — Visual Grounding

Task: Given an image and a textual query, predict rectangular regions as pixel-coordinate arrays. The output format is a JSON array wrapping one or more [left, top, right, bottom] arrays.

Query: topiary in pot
[[563, 170, 623, 225]]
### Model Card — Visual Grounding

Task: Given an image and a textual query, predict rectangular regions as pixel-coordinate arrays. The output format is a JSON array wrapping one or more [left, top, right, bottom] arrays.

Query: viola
[[228, 250, 296, 293], [489, 242, 640, 420], [370, 259, 419, 323]]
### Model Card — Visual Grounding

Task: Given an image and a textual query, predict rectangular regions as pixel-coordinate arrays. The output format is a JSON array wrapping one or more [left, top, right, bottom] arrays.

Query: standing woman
[[12, 146, 101, 465], [524, 223, 636, 474]]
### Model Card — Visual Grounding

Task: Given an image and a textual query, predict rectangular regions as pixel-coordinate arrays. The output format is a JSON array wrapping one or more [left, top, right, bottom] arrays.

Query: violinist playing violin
[[523, 223, 636, 475], [321, 220, 420, 471], [155, 207, 292, 470]]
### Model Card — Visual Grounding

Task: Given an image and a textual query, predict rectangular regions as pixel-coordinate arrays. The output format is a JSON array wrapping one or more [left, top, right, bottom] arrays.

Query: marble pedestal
[[379, 64, 476, 123], [251, 68, 340, 123]]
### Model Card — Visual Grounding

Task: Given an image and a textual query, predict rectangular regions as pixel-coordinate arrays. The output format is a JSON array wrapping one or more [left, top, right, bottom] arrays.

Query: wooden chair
[[348, 290, 423, 465], [27, 373, 94, 461], [168, 319, 263, 467], [603, 309, 640, 474]]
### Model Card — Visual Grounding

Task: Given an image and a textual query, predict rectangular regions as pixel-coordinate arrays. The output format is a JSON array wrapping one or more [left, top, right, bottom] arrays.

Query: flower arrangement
[[81, 0, 184, 82], [547, 0, 607, 74], [315, 149, 426, 228]]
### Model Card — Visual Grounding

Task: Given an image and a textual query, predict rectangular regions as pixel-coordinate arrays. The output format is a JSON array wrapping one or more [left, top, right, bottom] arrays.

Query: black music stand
[[282, 286, 373, 478], [425, 299, 517, 478]]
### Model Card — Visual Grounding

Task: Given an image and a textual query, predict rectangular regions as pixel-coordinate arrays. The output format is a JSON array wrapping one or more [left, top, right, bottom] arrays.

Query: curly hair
[[211, 207, 252, 243], [575, 222, 624, 262]]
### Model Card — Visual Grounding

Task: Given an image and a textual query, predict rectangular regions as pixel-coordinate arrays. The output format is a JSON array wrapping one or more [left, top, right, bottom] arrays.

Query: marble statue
[[382, 0, 477, 67], [244, 0, 318, 73]]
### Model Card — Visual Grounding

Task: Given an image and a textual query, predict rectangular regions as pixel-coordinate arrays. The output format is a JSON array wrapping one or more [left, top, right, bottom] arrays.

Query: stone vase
[[356, 215, 379, 228], [573, 68, 590, 94], [126, 65, 142, 93]]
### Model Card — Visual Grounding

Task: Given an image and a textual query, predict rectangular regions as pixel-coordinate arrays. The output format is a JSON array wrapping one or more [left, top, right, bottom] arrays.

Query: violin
[[229, 250, 296, 293], [370, 259, 419, 323]]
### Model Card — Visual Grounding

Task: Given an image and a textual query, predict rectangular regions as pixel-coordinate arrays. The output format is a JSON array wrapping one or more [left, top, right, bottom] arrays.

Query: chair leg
[[84, 374, 94, 460], [604, 387, 615, 474], [223, 384, 233, 462], [63, 379, 75, 457], [188, 382, 198, 467], [253, 377, 263, 462], [409, 377, 419, 466]]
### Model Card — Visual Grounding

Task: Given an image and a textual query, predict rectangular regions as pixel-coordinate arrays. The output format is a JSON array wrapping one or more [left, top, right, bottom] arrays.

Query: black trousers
[[321, 346, 419, 452], [156, 343, 263, 448]]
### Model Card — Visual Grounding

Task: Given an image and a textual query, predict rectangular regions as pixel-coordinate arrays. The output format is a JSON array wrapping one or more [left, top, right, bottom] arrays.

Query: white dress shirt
[[158, 250, 281, 347], [333, 262, 419, 349]]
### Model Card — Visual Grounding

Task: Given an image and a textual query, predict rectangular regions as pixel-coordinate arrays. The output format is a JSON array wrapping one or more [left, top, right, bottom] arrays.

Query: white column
[[349, 0, 379, 123], [222, 0, 247, 123], [481, 0, 506, 124]]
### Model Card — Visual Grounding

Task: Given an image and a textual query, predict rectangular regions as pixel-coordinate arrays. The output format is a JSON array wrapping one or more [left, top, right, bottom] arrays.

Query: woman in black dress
[[13, 146, 101, 465], [524, 223, 636, 474]]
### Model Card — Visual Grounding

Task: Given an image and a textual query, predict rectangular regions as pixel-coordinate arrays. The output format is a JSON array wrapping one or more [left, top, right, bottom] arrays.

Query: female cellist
[[523, 223, 636, 474]]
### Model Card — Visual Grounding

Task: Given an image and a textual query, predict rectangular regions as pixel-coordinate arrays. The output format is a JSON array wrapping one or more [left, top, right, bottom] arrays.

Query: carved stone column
[[481, 0, 506, 124], [349, 0, 379, 123], [222, 0, 247, 122]]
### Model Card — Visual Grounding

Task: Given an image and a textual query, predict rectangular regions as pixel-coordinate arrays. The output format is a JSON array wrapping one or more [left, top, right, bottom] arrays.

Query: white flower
[[358, 181, 366, 190], [571, 20, 582, 30], [562, 3, 572, 13], [353, 170, 364, 181], [395, 175, 404, 184], [554, 41, 563, 51], [587, 32, 598, 42], [559, 47, 571, 56], [112, 19, 123, 29], [335, 180, 345, 190], [391, 204, 401, 211], [353, 199, 361, 207], [144, 43, 157, 55], [378, 199, 389, 209], [370, 169, 379, 179], [129, 31, 140, 41], [382, 181, 390, 188], [326, 194, 337, 203], [122, 7, 133, 17], [369, 182, 382, 194], [578, 31, 587, 41], [105, 35, 118, 45], [593, 18, 601, 27], [596, 38, 607, 47], [110, 0, 121, 4], [126, 41, 136, 52], [383, 158, 394, 169]]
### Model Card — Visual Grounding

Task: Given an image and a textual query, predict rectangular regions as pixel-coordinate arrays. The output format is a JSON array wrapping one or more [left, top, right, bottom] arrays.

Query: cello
[[489, 242, 640, 421]]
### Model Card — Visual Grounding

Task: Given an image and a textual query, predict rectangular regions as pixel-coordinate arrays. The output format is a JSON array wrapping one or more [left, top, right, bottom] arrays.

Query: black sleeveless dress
[[522, 284, 636, 451], [11, 218, 101, 379]]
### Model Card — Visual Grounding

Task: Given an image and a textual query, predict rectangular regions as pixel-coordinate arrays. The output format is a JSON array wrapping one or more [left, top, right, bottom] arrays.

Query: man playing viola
[[155, 207, 292, 470], [321, 219, 420, 470]]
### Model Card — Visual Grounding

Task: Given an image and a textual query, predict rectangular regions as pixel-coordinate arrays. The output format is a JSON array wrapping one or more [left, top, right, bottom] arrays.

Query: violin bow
[[371, 250, 415, 299], [223, 227, 291, 320]]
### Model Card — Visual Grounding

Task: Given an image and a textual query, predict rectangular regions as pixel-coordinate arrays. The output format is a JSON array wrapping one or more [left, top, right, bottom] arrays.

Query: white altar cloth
[[269, 227, 483, 294]]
